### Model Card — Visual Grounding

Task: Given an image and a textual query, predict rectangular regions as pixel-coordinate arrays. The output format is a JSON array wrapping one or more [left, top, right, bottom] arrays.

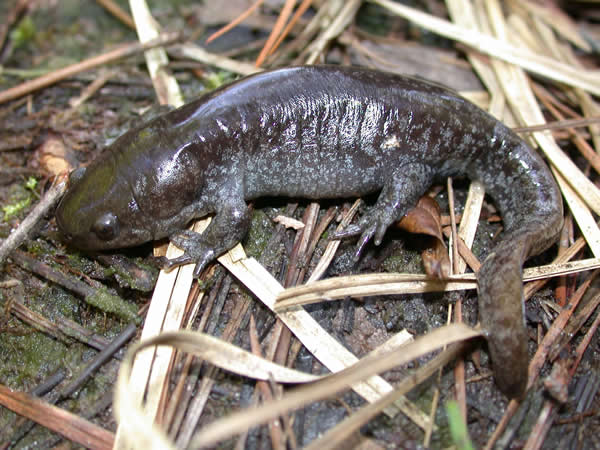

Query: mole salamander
[[55, 65, 563, 399]]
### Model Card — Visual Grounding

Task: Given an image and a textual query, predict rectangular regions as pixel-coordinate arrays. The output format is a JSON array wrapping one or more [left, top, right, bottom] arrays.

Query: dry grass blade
[[120, 222, 205, 435], [516, 1, 591, 51], [173, 43, 260, 76], [305, 0, 362, 64], [308, 199, 361, 282], [121, 330, 320, 384], [370, 0, 600, 96], [114, 322, 470, 449], [554, 169, 600, 257], [304, 341, 471, 450], [189, 323, 482, 448], [216, 252, 431, 428], [129, 0, 183, 106], [513, 116, 600, 133], [456, 181, 485, 273], [275, 258, 600, 309], [0, 384, 114, 450], [277, 275, 475, 309]]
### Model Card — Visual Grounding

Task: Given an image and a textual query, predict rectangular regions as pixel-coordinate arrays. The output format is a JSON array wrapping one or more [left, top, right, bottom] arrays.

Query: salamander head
[[56, 161, 154, 251], [56, 116, 207, 252]]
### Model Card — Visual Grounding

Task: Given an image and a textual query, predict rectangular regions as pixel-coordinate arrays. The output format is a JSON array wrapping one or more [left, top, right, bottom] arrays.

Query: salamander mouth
[[55, 206, 72, 243]]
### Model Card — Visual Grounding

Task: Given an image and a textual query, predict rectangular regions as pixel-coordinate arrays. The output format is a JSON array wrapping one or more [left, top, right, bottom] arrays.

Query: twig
[[94, 0, 136, 29], [255, 0, 296, 67], [206, 0, 267, 44], [60, 322, 137, 398], [528, 271, 599, 390], [0, 384, 114, 449], [0, 32, 180, 105], [0, 174, 67, 267], [513, 116, 600, 133], [9, 249, 139, 322], [0, 0, 31, 59], [270, 0, 314, 57], [1, 369, 67, 446]]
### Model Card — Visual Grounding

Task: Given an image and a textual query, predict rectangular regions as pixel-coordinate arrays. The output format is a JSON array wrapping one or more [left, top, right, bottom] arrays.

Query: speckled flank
[[55, 65, 563, 399]]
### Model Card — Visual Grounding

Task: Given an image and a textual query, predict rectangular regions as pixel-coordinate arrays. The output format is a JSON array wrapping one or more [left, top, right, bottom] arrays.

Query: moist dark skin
[[55, 65, 563, 399]]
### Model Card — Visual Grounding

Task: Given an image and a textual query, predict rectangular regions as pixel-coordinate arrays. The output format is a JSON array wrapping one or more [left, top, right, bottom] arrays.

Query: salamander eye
[[92, 213, 119, 241]]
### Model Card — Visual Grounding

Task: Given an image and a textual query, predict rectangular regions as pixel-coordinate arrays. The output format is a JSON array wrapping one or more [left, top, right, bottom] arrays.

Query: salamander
[[55, 65, 563, 399]]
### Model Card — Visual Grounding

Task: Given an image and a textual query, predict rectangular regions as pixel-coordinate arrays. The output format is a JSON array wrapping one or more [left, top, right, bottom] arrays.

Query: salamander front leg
[[333, 163, 434, 259], [162, 198, 251, 277]]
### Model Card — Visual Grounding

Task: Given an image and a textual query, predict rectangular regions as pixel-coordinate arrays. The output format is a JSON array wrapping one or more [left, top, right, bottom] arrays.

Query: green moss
[[10, 17, 36, 49], [242, 210, 274, 259], [85, 287, 140, 323], [103, 258, 158, 292], [24, 177, 38, 192], [25, 239, 51, 257], [381, 244, 423, 274], [0, 332, 66, 389], [2, 197, 30, 220], [203, 71, 236, 90], [2, 179, 37, 221]]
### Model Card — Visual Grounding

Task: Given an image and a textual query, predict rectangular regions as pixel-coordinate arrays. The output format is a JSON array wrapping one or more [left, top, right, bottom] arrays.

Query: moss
[[203, 71, 236, 90], [2, 197, 30, 220], [85, 287, 140, 323], [102, 258, 158, 292], [242, 210, 274, 259], [65, 252, 99, 274], [2, 180, 36, 221], [10, 17, 36, 49], [37, 285, 81, 324], [25, 239, 52, 258], [0, 332, 66, 389], [381, 243, 423, 274]]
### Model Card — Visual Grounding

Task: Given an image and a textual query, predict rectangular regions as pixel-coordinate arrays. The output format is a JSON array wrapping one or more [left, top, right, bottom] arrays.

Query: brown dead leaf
[[397, 196, 450, 279], [543, 360, 569, 404], [273, 215, 305, 230], [35, 135, 77, 176]]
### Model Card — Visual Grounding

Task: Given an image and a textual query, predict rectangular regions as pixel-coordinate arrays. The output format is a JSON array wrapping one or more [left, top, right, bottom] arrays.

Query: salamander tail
[[477, 216, 561, 399]]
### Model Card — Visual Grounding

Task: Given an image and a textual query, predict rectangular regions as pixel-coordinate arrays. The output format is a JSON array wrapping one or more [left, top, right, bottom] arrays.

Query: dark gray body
[[56, 65, 563, 398]]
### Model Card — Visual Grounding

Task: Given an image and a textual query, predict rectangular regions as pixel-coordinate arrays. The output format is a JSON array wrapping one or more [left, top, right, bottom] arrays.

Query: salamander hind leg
[[333, 163, 434, 260]]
